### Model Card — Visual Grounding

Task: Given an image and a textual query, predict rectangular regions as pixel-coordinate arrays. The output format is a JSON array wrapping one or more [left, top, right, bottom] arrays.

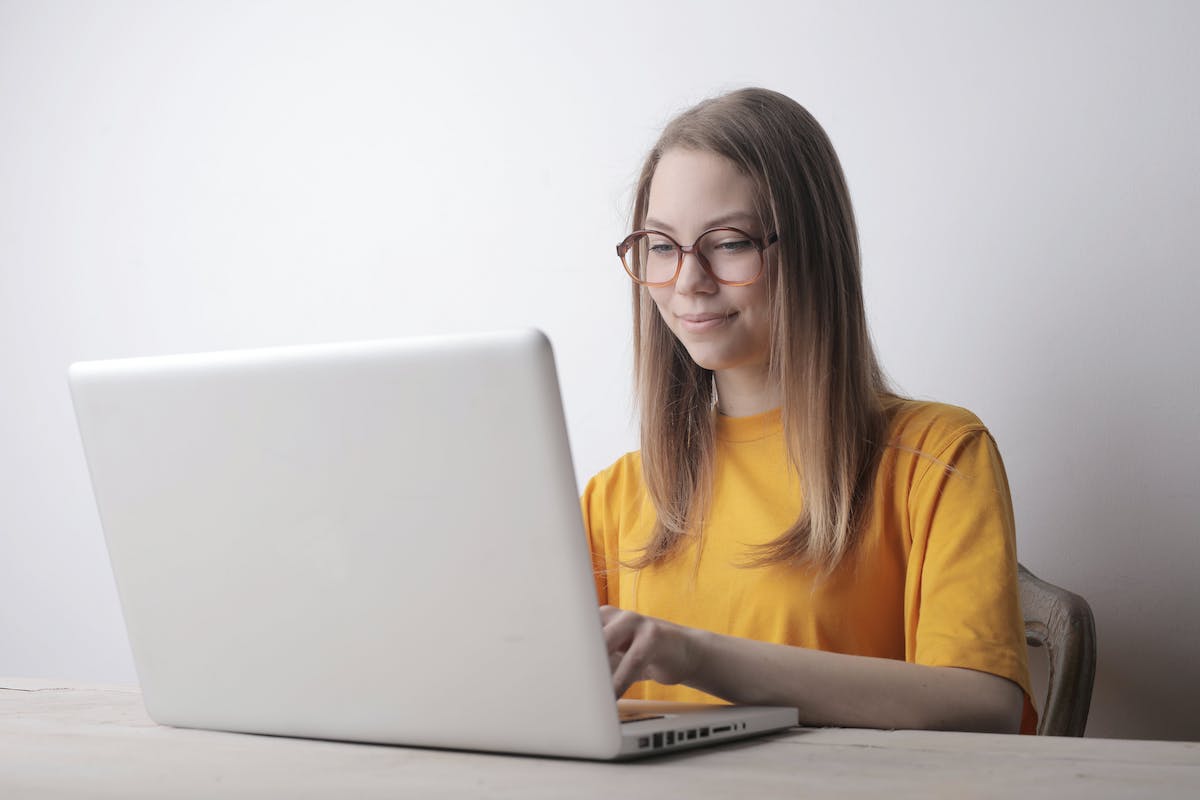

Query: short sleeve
[[907, 427, 1038, 733], [580, 472, 609, 606]]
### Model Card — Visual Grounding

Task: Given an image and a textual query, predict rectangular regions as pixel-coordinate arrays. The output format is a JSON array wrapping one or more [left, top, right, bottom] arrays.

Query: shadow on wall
[[1021, 402, 1200, 740]]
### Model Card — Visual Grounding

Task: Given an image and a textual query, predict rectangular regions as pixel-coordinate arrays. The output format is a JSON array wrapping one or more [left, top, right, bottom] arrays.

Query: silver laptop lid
[[69, 329, 625, 758]]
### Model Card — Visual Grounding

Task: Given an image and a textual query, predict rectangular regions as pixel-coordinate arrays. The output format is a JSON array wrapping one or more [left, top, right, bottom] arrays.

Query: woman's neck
[[714, 366, 781, 417]]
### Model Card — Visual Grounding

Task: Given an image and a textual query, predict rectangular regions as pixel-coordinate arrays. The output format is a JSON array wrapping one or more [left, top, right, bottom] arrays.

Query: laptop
[[68, 328, 798, 759]]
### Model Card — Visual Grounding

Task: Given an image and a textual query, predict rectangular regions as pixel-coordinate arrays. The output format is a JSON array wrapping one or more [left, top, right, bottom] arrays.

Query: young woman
[[582, 88, 1036, 734]]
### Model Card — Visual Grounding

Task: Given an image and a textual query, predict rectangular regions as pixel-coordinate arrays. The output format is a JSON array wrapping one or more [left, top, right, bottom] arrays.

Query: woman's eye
[[648, 243, 677, 255], [717, 239, 753, 252]]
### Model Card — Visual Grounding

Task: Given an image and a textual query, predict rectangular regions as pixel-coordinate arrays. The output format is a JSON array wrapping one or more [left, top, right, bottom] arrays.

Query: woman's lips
[[678, 312, 736, 332]]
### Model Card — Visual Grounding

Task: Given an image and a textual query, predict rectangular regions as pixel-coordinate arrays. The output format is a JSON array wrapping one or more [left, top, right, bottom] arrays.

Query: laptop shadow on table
[[197, 725, 808, 764]]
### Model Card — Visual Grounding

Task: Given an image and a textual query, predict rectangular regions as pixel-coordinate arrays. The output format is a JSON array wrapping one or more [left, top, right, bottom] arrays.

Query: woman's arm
[[601, 605, 1024, 734]]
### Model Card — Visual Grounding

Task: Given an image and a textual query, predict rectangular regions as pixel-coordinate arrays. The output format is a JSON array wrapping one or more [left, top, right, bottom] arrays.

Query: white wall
[[1, 0, 1196, 740]]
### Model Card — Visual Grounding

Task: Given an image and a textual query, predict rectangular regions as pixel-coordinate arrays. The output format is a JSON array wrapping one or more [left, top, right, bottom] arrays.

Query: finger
[[611, 633, 651, 698], [602, 609, 643, 655]]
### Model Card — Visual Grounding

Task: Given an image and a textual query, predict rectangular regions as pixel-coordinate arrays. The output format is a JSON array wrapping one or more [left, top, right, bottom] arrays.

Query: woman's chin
[[680, 342, 736, 372]]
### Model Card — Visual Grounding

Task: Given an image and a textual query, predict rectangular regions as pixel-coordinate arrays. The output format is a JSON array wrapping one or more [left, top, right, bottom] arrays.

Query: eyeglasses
[[616, 227, 779, 287]]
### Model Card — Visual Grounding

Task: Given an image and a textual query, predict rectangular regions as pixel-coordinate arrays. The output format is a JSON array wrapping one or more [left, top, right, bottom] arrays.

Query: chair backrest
[[1017, 563, 1097, 736]]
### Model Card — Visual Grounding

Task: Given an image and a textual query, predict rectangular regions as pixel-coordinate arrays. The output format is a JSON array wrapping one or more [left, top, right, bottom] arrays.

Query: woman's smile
[[677, 311, 737, 333]]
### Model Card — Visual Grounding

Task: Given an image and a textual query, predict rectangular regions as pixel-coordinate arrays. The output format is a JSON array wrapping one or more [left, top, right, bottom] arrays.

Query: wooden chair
[[1018, 563, 1097, 736]]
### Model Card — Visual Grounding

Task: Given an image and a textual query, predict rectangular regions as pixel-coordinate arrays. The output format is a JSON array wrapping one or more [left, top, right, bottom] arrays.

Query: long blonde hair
[[630, 87, 902, 573]]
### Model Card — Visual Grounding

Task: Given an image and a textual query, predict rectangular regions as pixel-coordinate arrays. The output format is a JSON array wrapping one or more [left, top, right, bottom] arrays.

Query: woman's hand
[[600, 605, 703, 697]]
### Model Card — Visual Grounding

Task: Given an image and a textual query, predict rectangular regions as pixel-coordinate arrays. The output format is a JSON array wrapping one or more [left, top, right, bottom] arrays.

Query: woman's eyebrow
[[644, 211, 760, 233]]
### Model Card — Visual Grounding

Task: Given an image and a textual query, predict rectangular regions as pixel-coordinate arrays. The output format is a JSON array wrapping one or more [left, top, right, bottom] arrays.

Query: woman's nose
[[673, 249, 716, 294]]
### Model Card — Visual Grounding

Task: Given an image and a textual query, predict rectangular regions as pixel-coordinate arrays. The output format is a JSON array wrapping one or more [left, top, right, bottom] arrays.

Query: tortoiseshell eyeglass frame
[[615, 227, 780, 287]]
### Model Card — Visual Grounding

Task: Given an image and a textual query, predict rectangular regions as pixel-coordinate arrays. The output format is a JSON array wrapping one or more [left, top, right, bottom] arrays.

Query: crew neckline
[[714, 406, 783, 442]]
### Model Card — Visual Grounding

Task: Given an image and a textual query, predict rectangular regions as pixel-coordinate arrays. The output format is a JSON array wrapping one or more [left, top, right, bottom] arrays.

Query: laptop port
[[638, 736, 649, 749], [652, 732, 663, 749], [699, 727, 710, 737], [687, 729, 697, 740], [666, 731, 675, 745], [712, 725, 731, 734]]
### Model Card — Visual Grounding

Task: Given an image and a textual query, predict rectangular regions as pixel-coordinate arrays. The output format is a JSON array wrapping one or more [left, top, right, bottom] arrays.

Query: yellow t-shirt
[[581, 399, 1037, 734]]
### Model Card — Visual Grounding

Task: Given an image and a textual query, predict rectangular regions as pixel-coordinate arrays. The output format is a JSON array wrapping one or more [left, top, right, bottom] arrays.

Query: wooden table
[[3, 678, 1197, 798]]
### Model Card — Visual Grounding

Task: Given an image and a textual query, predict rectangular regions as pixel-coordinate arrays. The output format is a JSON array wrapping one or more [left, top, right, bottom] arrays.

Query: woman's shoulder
[[882, 395, 993, 454], [583, 449, 645, 499], [877, 396, 1005, 508], [580, 450, 651, 536]]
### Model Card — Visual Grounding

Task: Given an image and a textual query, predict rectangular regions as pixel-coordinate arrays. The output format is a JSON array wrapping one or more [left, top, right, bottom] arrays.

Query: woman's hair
[[629, 87, 903, 573]]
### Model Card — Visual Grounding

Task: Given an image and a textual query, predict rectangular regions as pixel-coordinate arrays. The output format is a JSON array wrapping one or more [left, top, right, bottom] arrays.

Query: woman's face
[[644, 148, 773, 375]]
